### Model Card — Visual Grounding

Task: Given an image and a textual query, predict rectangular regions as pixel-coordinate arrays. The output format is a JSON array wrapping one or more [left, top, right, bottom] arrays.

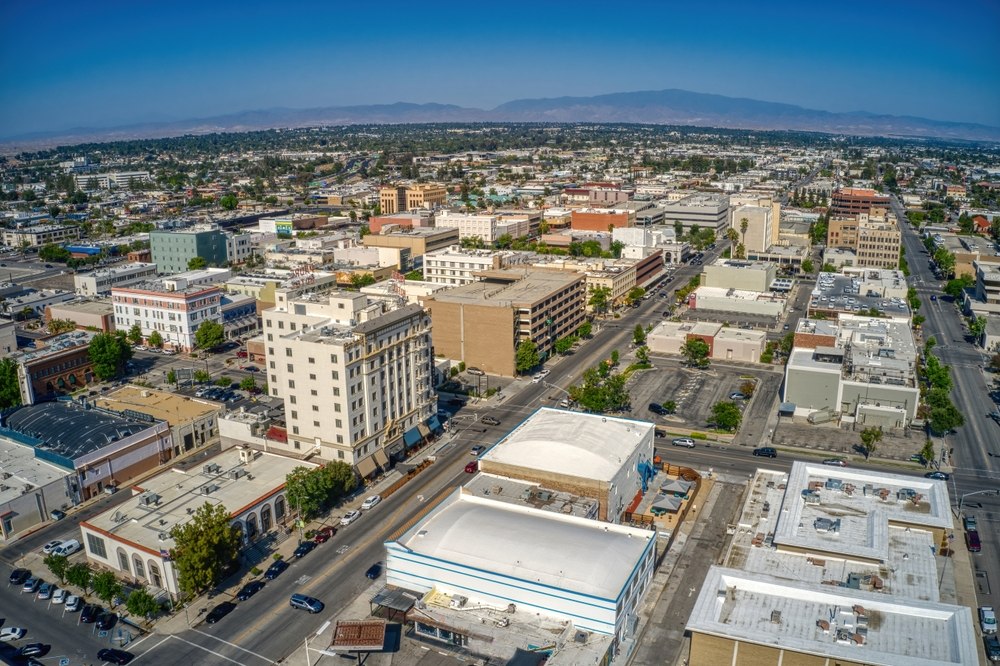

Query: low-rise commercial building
[[74, 263, 159, 296], [425, 268, 586, 376], [0, 320, 15, 355], [0, 436, 75, 540], [45, 299, 115, 332], [1, 288, 75, 319], [8, 331, 96, 404], [362, 227, 459, 268], [379, 183, 447, 215], [702, 259, 778, 293], [422, 246, 526, 285], [2, 224, 81, 247], [808, 269, 910, 322], [648, 321, 766, 363], [433, 211, 530, 242], [570, 208, 636, 231], [661, 193, 730, 234]]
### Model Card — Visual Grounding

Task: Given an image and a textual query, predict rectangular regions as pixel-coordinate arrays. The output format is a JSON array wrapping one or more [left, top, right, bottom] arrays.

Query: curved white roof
[[396, 492, 653, 600], [482, 408, 653, 482]]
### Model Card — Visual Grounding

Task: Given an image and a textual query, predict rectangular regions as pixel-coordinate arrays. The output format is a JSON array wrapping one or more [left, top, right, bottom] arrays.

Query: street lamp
[[957, 488, 1000, 517]]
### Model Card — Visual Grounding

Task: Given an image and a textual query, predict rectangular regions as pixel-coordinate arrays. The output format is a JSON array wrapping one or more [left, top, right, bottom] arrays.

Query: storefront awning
[[403, 427, 422, 448], [417, 424, 431, 440], [427, 415, 443, 434], [373, 448, 390, 468], [355, 455, 377, 478]]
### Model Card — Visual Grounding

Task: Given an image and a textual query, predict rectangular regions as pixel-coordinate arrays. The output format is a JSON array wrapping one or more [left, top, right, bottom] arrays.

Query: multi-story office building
[[729, 204, 775, 254], [73, 171, 151, 190], [8, 331, 97, 404], [111, 281, 223, 351], [263, 292, 435, 473], [826, 216, 859, 248], [149, 226, 230, 274], [829, 187, 890, 217], [422, 246, 524, 285], [425, 268, 586, 376], [660, 193, 730, 234], [362, 227, 459, 268], [433, 211, 530, 243], [379, 183, 448, 215], [855, 220, 902, 269], [226, 232, 255, 265], [74, 262, 159, 296], [2, 224, 81, 247]]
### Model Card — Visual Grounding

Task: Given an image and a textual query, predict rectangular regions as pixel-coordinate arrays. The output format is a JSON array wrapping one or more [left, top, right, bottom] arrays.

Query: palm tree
[[740, 217, 749, 248]]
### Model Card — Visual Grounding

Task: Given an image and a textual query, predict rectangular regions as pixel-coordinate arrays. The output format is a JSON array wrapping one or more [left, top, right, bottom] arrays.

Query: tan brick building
[[570, 209, 635, 231], [425, 269, 586, 376], [378, 183, 447, 215], [362, 227, 459, 264]]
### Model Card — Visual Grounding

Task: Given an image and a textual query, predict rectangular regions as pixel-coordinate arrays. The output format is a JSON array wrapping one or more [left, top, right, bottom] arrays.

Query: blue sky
[[1, 0, 998, 137]]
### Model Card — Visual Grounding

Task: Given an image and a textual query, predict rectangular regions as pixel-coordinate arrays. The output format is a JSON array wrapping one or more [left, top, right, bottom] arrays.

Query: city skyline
[[2, 0, 999, 137]]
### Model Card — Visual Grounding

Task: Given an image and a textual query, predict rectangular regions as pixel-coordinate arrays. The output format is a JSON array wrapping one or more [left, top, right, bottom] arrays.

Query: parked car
[[340, 510, 361, 526], [648, 403, 668, 415], [289, 593, 324, 614], [293, 541, 316, 558], [469, 445, 485, 456], [466, 367, 485, 376], [205, 602, 235, 625], [753, 447, 778, 458], [982, 606, 998, 634], [313, 526, 336, 543], [96, 613, 118, 631], [65, 595, 82, 612], [984, 634, 1000, 662], [481, 416, 501, 426], [17, 643, 47, 658], [930, 294, 937, 301], [8, 569, 31, 586], [52, 539, 81, 557], [236, 351, 248, 359], [80, 604, 102, 623], [21, 577, 41, 593], [264, 559, 288, 580], [49, 509, 66, 521], [37, 582, 55, 600], [41, 540, 63, 555], [0, 627, 26, 642], [671, 438, 695, 448], [925, 471, 950, 480], [236, 581, 265, 601], [729, 392, 747, 400], [96, 648, 134, 665], [465, 461, 478, 474], [964, 515, 978, 532], [966, 530, 982, 553], [365, 563, 382, 580], [822, 458, 848, 467], [360, 495, 381, 510]]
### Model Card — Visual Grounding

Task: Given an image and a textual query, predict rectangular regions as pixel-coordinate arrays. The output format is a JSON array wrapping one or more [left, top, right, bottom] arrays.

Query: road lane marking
[[191, 629, 272, 662]]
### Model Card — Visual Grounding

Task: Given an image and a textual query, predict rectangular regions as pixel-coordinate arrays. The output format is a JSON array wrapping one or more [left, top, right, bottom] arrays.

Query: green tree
[[285, 462, 357, 520], [924, 355, 952, 391], [187, 256, 208, 270], [712, 401, 742, 431], [171, 502, 242, 597], [38, 244, 71, 263], [553, 337, 574, 355], [219, 194, 238, 211], [989, 353, 1000, 373], [739, 379, 756, 397], [65, 562, 92, 593], [577, 321, 592, 338], [148, 330, 163, 348], [632, 324, 647, 346], [969, 315, 987, 339], [932, 248, 955, 278], [662, 400, 677, 414], [166, 369, 177, 385], [126, 324, 143, 346], [801, 258, 814, 274], [43, 554, 70, 583], [349, 273, 377, 288], [48, 318, 76, 334], [125, 587, 160, 620], [404, 269, 423, 281], [239, 376, 256, 391], [193, 369, 211, 383], [681, 338, 710, 368], [859, 426, 883, 459], [0, 358, 22, 410], [626, 287, 646, 305], [88, 332, 133, 381], [919, 439, 936, 466], [929, 403, 964, 435], [944, 275, 974, 300], [588, 286, 612, 315], [635, 345, 650, 366], [515, 339, 540, 374], [92, 570, 123, 607], [195, 320, 225, 350]]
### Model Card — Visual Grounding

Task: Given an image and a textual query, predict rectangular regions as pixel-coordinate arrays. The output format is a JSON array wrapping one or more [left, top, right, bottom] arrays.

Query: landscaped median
[[655, 427, 736, 444]]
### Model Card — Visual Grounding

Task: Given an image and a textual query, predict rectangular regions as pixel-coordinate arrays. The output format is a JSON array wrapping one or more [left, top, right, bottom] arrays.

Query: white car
[[52, 539, 81, 557], [360, 495, 381, 510], [0, 627, 26, 642], [982, 606, 998, 634], [65, 594, 82, 612], [671, 438, 696, 448], [53, 588, 68, 604], [531, 374, 543, 384], [41, 539, 63, 555], [340, 510, 361, 526]]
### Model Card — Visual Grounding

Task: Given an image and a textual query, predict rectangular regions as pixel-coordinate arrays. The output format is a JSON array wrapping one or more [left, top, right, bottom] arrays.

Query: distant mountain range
[[4, 88, 999, 150]]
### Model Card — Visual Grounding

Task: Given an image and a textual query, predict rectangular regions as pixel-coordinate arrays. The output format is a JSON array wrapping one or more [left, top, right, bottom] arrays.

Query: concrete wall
[[688, 633, 861, 666], [784, 365, 840, 414], [690, 293, 784, 317], [711, 333, 765, 363], [427, 301, 517, 377], [840, 382, 919, 422]]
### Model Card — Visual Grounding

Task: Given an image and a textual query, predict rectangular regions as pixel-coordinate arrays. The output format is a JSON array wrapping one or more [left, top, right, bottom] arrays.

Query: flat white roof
[[0, 437, 71, 504], [391, 490, 654, 600], [688, 567, 978, 666], [774, 462, 952, 562], [481, 407, 653, 482]]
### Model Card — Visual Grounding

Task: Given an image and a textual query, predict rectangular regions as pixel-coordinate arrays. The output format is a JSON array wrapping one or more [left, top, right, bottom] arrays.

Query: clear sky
[[2, 0, 998, 137]]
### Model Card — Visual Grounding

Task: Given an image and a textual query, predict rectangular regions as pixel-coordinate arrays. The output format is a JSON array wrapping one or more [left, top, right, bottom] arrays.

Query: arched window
[[245, 513, 258, 541], [261, 504, 272, 532], [132, 554, 145, 580], [148, 561, 162, 588], [275, 495, 286, 521], [117, 548, 130, 575]]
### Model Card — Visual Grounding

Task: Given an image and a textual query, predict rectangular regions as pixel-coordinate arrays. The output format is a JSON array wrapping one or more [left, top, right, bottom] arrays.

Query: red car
[[313, 526, 337, 543], [236, 350, 248, 359]]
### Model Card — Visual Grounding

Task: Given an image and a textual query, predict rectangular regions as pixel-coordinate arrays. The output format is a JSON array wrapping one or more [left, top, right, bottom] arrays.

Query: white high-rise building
[[262, 291, 435, 475], [112, 281, 223, 351]]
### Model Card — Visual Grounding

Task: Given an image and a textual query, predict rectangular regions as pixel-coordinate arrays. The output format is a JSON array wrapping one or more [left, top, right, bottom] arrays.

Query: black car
[[97, 648, 134, 664], [80, 604, 102, 623], [648, 403, 667, 415], [236, 580, 265, 601], [365, 563, 382, 580], [264, 559, 289, 580], [925, 471, 950, 480], [96, 612, 118, 631], [8, 569, 31, 586], [985, 634, 1000, 662], [753, 447, 777, 458], [205, 601, 236, 624], [294, 541, 316, 558], [17, 644, 48, 658]]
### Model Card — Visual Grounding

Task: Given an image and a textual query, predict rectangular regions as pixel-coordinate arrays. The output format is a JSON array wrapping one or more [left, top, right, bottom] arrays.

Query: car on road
[[313, 526, 337, 543], [96, 648, 134, 665], [264, 559, 289, 580], [966, 530, 982, 553], [37, 582, 55, 600], [465, 461, 478, 473], [8, 569, 30, 586], [205, 602, 236, 625], [80, 604, 102, 623], [982, 606, 997, 634], [340, 510, 361, 526], [470, 445, 485, 456], [360, 495, 381, 510], [531, 374, 544, 384], [984, 634, 1000, 662], [925, 471, 950, 481], [49, 509, 66, 521], [728, 392, 747, 400], [930, 295, 937, 301], [753, 447, 778, 458], [0, 627, 26, 642], [964, 515, 978, 532], [671, 437, 696, 448], [41, 540, 63, 555], [65, 595, 82, 611], [822, 458, 848, 467], [293, 541, 316, 558], [365, 563, 382, 579], [289, 593, 324, 613], [481, 416, 501, 426], [52, 539, 81, 557], [21, 577, 41, 593], [236, 581, 265, 601]]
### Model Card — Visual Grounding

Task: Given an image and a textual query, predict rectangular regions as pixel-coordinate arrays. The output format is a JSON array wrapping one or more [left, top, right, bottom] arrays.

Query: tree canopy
[[285, 462, 357, 520], [0, 358, 22, 410], [712, 401, 742, 431], [187, 256, 208, 270], [515, 339, 540, 374], [681, 338, 710, 367], [195, 320, 226, 350], [170, 502, 242, 597], [88, 331, 133, 381]]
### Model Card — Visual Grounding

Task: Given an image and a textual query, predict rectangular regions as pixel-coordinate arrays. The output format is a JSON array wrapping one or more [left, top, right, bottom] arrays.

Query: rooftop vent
[[201, 484, 219, 495], [813, 517, 841, 534], [203, 463, 222, 475], [573, 631, 589, 643], [770, 610, 782, 624]]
